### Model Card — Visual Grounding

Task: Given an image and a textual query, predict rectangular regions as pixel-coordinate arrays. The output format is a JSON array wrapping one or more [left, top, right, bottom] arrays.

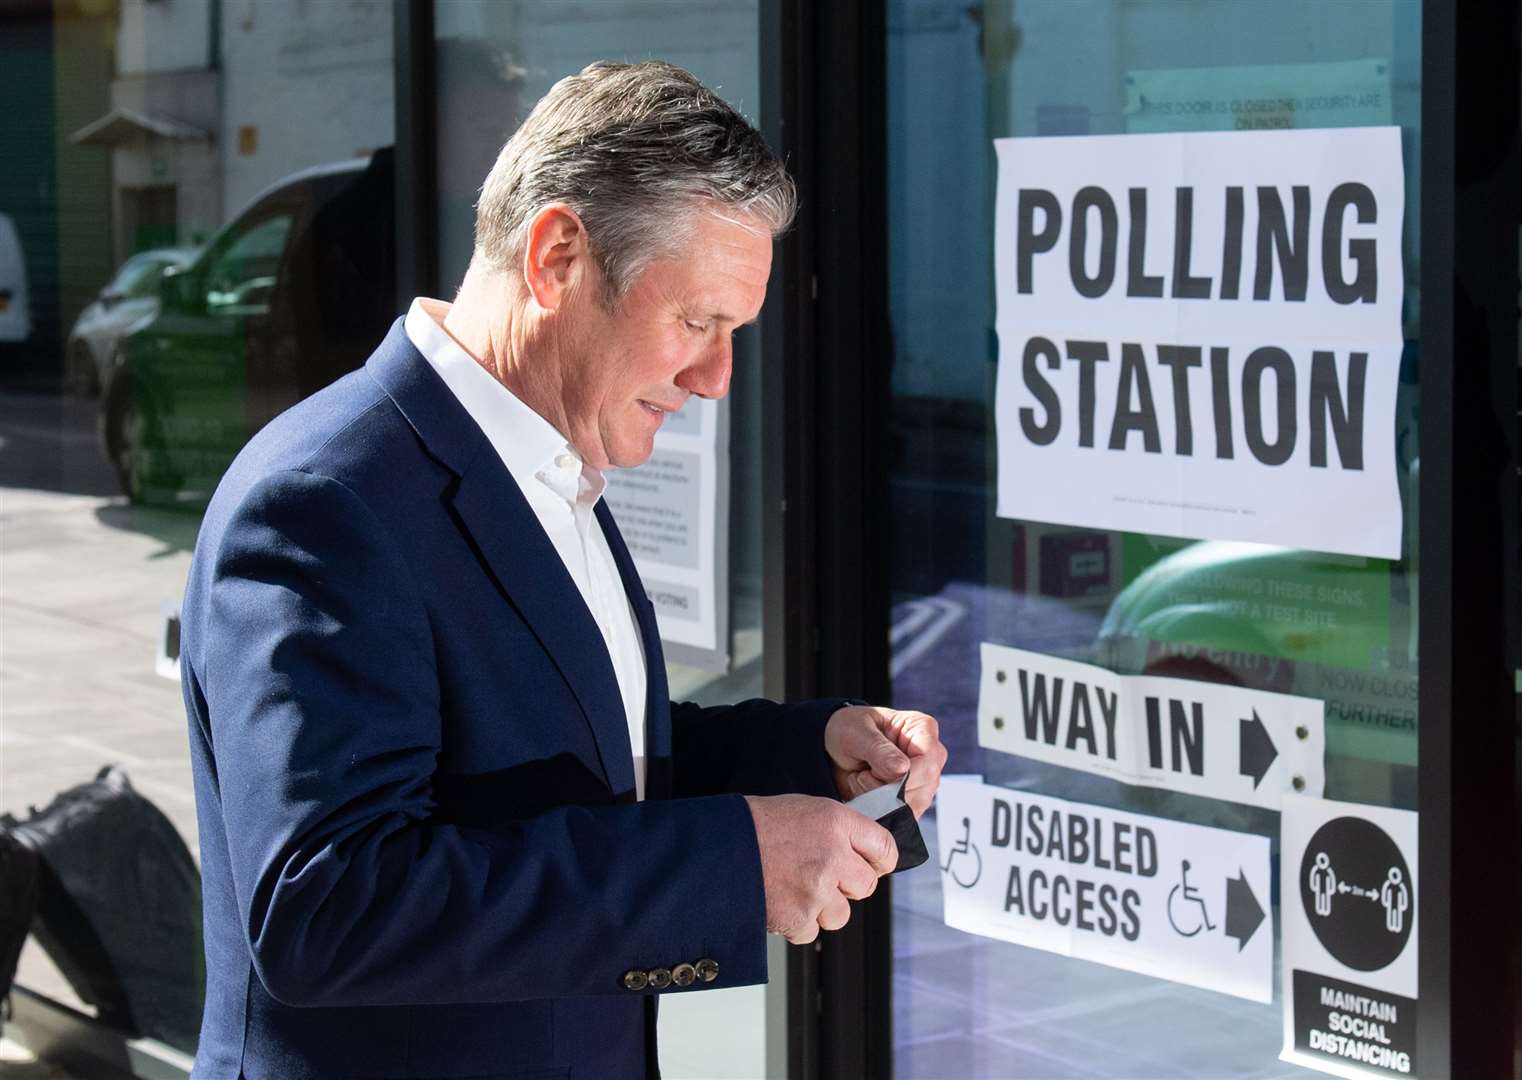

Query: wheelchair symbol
[[941, 816, 982, 889], [1166, 860, 1216, 937]]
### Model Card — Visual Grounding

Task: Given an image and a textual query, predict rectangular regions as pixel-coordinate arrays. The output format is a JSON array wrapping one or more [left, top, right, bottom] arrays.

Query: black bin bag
[[2, 765, 204, 1051], [0, 827, 40, 1016]]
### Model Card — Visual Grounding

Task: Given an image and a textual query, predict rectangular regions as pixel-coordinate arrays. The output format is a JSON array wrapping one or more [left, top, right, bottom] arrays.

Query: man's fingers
[[902, 742, 948, 817], [840, 767, 881, 800], [818, 895, 851, 932], [863, 730, 911, 781], [839, 860, 879, 901], [786, 922, 820, 945], [890, 711, 948, 817], [849, 817, 899, 877], [834, 711, 910, 778], [890, 710, 941, 754]]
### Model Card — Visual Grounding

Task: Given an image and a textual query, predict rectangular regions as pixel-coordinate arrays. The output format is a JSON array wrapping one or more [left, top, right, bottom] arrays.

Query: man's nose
[[677, 338, 732, 399]]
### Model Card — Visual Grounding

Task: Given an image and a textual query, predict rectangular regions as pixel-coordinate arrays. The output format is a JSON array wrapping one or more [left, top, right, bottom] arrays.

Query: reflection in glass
[[430, 6, 776, 1077], [0, 0, 396, 1059], [887, 2, 1420, 1076]]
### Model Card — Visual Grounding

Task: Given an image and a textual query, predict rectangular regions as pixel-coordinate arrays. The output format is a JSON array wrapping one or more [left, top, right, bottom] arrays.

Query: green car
[[100, 149, 395, 504], [1095, 528, 1418, 786]]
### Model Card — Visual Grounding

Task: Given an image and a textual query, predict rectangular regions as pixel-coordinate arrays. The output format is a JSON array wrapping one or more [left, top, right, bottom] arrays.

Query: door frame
[[784, 2, 1522, 1077], [760, 1, 892, 1077], [1416, 4, 1520, 1078]]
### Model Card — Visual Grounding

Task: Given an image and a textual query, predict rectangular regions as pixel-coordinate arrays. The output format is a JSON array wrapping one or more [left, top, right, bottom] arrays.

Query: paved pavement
[[2, 390, 201, 1029], [0, 1035, 81, 1078]]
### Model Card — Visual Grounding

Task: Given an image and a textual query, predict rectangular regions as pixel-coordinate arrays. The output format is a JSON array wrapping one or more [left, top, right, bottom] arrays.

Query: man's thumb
[[851, 817, 899, 876], [867, 734, 910, 781]]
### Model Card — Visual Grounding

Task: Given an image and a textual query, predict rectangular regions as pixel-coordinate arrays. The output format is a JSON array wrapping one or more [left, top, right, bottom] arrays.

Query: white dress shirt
[[405, 297, 649, 800]]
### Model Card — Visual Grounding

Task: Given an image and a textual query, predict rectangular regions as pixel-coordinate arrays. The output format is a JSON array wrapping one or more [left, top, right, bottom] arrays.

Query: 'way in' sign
[[977, 643, 1325, 811]]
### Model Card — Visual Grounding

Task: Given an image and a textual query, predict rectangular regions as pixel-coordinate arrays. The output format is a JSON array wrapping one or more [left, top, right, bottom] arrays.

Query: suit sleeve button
[[622, 969, 649, 991], [695, 958, 719, 983], [671, 963, 696, 987], [648, 967, 672, 989]]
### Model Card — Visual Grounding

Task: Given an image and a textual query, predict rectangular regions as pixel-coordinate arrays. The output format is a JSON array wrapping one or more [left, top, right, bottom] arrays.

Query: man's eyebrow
[[700, 310, 761, 328]]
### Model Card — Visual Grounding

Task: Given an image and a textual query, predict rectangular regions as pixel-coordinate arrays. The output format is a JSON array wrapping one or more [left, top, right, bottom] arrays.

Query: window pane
[[432, 5, 771, 1077], [887, 2, 1421, 1076], [0, 0, 396, 1059]]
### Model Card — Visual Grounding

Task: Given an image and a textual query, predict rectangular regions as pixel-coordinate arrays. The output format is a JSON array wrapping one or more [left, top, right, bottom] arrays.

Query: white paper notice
[[936, 777, 1272, 1002], [605, 396, 728, 665], [1124, 59, 1393, 134], [1280, 794, 1418, 1079], [992, 126, 1405, 558], [978, 643, 1325, 811]]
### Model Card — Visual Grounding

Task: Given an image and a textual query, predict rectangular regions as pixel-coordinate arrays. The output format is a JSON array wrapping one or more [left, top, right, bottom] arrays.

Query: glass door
[[886, 2, 1422, 1076]]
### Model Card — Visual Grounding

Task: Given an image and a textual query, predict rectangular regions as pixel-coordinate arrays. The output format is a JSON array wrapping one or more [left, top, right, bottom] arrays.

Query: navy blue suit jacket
[[181, 319, 844, 1079]]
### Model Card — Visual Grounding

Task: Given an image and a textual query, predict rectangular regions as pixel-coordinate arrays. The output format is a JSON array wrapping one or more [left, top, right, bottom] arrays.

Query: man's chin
[[607, 438, 657, 470]]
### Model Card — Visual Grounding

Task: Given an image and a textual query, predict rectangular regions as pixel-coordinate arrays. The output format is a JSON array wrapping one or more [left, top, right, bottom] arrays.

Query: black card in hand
[[845, 777, 929, 873]]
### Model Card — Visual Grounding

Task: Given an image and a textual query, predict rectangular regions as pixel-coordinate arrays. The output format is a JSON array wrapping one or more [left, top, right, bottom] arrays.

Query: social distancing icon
[[1297, 816, 1412, 972], [1380, 868, 1408, 934]]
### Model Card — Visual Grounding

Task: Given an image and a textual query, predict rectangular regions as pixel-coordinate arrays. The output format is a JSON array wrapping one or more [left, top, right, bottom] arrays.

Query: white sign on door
[[978, 643, 1325, 810], [992, 126, 1406, 559], [604, 396, 730, 669], [1280, 794, 1418, 1079], [936, 777, 1272, 1003]]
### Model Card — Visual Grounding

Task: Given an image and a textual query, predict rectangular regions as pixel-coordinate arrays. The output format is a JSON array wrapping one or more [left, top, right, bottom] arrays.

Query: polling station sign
[[978, 643, 1325, 811], [936, 777, 1272, 1003], [993, 127, 1405, 559], [1281, 794, 1418, 1079]]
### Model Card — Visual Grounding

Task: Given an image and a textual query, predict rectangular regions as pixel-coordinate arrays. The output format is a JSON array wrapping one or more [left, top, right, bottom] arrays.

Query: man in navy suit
[[181, 60, 946, 1079]]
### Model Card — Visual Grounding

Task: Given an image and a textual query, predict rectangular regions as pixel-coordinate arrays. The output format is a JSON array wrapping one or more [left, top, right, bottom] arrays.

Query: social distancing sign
[[936, 777, 1272, 1003], [992, 126, 1406, 558], [1281, 794, 1418, 1079], [977, 643, 1325, 810]]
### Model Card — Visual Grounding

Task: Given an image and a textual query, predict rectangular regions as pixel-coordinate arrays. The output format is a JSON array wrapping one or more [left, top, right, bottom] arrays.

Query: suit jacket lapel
[[366, 320, 637, 799], [595, 501, 673, 801]]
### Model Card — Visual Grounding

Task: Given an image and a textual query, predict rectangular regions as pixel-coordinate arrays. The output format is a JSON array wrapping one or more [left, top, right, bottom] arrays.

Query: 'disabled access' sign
[[936, 777, 1272, 1003]]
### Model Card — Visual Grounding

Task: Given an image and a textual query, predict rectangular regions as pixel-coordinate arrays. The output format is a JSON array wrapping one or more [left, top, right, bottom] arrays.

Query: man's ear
[[522, 203, 591, 312]]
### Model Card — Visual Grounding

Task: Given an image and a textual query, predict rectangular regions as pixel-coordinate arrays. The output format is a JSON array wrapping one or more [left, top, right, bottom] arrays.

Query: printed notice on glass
[[1280, 794, 1418, 1079], [1124, 59, 1393, 134], [992, 127, 1405, 558], [936, 776, 1272, 1002], [605, 396, 729, 669], [977, 643, 1325, 811]]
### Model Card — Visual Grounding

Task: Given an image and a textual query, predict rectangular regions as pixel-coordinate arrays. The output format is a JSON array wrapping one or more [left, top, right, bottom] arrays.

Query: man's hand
[[825, 706, 948, 817], [745, 795, 897, 944]]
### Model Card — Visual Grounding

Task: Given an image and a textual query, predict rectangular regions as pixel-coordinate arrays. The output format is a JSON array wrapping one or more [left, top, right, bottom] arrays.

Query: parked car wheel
[[103, 373, 178, 502], [67, 340, 99, 397]]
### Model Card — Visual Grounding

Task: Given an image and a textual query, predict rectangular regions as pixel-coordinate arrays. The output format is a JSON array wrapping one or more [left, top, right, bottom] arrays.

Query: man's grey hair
[[474, 60, 797, 301]]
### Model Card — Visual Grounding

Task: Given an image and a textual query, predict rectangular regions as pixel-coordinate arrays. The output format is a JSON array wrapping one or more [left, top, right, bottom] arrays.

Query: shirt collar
[[404, 297, 604, 506]]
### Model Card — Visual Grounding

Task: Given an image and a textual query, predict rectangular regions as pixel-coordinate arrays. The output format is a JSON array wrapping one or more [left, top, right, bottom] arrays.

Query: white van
[[0, 212, 33, 350]]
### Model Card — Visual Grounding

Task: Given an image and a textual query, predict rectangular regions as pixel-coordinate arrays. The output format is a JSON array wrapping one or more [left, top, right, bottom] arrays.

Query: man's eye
[[685, 320, 710, 333]]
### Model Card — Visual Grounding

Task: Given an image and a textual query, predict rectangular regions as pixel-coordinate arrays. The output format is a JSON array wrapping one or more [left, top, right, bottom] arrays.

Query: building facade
[[0, 2, 1515, 1078]]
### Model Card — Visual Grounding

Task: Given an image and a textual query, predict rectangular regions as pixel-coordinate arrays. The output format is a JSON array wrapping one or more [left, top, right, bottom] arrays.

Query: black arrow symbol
[[1225, 869, 1265, 951], [1239, 710, 1278, 789]]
